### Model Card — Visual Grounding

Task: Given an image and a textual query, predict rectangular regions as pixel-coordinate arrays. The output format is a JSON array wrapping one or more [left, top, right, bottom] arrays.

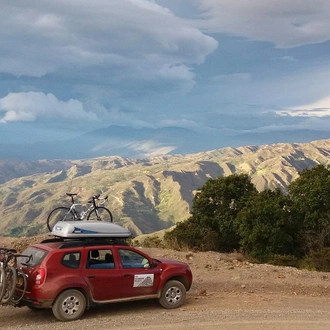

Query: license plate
[[17, 276, 24, 287]]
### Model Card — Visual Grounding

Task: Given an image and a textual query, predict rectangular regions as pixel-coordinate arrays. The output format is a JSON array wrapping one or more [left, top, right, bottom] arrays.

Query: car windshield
[[18, 246, 48, 267]]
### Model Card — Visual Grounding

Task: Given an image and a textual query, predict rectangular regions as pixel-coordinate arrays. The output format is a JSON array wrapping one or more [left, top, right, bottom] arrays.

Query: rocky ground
[[1, 235, 330, 329]]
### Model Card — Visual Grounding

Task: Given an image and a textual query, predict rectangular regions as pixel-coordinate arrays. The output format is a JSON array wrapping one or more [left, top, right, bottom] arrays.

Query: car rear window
[[61, 252, 81, 269], [18, 246, 48, 267], [87, 249, 115, 269]]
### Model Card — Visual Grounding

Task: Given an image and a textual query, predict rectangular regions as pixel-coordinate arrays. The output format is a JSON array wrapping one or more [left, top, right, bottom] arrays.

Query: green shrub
[[269, 254, 299, 268], [299, 248, 330, 272], [141, 236, 165, 248]]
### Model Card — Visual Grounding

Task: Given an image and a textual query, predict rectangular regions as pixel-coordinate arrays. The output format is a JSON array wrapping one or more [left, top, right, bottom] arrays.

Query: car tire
[[159, 280, 186, 309], [52, 289, 86, 322]]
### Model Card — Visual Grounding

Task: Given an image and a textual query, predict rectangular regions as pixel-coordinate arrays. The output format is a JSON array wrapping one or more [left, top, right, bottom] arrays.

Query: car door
[[117, 248, 161, 298], [82, 248, 123, 301]]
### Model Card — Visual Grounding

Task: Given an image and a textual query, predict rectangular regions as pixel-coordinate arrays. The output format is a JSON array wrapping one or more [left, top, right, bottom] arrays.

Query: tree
[[188, 173, 257, 251], [164, 216, 216, 251], [236, 189, 299, 261], [288, 164, 330, 252]]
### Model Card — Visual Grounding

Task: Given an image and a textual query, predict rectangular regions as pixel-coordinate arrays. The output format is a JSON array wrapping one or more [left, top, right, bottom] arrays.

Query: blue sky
[[1, 0, 330, 157]]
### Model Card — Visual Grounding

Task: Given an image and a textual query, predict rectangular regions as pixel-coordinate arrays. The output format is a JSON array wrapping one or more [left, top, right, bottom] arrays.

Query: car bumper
[[18, 296, 53, 309]]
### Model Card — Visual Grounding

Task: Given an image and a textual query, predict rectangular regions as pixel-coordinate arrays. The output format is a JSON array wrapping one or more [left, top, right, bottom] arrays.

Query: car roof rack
[[41, 237, 130, 248]]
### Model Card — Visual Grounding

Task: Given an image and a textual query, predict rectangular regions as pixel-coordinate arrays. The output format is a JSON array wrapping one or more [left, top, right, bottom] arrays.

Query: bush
[[299, 248, 330, 272], [164, 218, 205, 250], [141, 236, 165, 248], [269, 255, 299, 268]]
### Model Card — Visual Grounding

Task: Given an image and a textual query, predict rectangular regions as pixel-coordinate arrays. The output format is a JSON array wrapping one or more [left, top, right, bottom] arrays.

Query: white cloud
[[193, 0, 330, 47], [0, 0, 217, 84], [277, 96, 330, 117], [92, 138, 176, 157], [0, 92, 98, 123], [159, 118, 199, 128], [250, 116, 330, 133]]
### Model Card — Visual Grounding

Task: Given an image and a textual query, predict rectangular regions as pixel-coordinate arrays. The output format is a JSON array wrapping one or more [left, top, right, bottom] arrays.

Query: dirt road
[[1, 293, 330, 330]]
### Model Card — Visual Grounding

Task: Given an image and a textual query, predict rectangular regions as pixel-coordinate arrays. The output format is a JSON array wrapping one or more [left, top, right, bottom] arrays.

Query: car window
[[86, 249, 115, 269], [18, 247, 48, 267], [61, 252, 81, 269], [118, 249, 150, 269]]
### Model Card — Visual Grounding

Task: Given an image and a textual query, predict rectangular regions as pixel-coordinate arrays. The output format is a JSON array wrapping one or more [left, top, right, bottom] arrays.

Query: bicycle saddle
[[66, 193, 78, 197]]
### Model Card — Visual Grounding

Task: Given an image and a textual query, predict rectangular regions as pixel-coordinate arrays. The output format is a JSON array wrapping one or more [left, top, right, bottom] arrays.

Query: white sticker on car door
[[134, 274, 154, 287]]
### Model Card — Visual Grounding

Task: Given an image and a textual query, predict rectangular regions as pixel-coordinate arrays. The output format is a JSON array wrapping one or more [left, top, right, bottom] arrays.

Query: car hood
[[154, 258, 188, 266]]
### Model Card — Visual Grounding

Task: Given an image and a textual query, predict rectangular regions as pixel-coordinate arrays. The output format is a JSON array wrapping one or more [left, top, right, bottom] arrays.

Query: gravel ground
[[1, 236, 330, 329]]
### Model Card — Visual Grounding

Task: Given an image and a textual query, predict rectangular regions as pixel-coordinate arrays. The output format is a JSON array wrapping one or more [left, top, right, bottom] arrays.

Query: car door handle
[[87, 275, 96, 279], [124, 274, 131, 277]]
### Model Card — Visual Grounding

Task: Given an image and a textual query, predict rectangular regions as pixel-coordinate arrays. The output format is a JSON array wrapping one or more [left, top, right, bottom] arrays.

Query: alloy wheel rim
[[165, 286, 182, 305], [61, 295, 80, 315]]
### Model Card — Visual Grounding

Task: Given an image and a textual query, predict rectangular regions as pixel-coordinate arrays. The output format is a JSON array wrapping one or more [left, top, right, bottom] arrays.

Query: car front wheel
[[159, 280, 186, 309], [52, 289, 86, 322]]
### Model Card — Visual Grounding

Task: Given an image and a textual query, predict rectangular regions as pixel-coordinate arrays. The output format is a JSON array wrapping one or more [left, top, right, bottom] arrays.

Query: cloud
[[193, 0, 330, 47], [0, 92, 98, 123], [92, 138, 176, 158], [211, 73, 251, 83], [0, 0, 217, 89], [1, 0, 330, 151], [250, 116, 330, 133], [158, 118, 201, 129], [276, 96, 330, 117], [271, 56, 296, 62], [0, 91, 157, 129]]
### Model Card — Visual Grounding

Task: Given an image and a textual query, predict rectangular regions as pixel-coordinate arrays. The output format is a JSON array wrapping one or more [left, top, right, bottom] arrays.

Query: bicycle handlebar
[[88, 194, 108, 204], [0, 248, 32, 265], [65, 193, 108, 204], [0, 247, 17, 254]]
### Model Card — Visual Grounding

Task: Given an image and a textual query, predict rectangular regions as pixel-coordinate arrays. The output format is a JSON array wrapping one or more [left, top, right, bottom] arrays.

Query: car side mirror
[[151, 260, 158, 268]]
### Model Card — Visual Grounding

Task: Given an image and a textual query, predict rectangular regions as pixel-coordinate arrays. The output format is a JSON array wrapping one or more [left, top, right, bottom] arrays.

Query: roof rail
[[41, 237, 65, 243], [40, 237, 130, 249]]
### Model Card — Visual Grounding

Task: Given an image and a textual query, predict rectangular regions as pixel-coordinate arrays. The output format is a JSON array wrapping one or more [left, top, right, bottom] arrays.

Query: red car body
[[17, 238, 193, 321]]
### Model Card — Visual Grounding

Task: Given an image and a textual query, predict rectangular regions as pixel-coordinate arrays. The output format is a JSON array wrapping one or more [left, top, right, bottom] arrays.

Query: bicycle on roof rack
[[47, 193, 113, 232]]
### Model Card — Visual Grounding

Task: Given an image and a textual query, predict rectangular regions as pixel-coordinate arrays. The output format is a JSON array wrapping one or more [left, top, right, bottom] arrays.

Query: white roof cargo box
[[51, 221, 132, 238]]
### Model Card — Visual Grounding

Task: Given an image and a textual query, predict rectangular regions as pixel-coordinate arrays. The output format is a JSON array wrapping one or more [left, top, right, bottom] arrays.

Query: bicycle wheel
[[87, 207, 113, 222], [0, 266, 6, 303], [2, 266, 17, 304], [11, 270, 27, 304], [47, 207, 73, 232]]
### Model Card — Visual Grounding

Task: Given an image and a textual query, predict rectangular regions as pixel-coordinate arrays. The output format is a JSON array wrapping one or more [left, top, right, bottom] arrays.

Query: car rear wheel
[[52, 289, 86, 322], [159, 280, 186, 309]]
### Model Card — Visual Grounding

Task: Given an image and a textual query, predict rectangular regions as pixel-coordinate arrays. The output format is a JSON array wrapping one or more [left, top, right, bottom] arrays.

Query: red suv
[[17, 238, 193, 322]]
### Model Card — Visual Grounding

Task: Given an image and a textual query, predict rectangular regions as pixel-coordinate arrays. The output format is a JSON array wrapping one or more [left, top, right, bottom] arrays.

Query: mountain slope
[[0, 139, 329, 237]]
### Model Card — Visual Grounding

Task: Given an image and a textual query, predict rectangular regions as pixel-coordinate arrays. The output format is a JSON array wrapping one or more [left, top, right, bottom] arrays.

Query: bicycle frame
[[66, 193, 107, 221], [69, 202, 95, 220]]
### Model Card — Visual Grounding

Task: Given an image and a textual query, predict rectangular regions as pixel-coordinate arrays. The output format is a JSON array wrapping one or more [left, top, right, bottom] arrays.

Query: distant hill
[[0, 125, 218, 160], [1, 124, 330, 161], [0, 138, 329, 237]]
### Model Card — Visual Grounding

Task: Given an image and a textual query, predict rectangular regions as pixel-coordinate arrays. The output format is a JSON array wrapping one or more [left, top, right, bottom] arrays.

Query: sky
[[1, 0, 330, 157]]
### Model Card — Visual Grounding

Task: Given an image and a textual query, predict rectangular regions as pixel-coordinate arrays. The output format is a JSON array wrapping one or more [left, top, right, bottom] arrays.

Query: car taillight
[[35, 268, 46, 285]]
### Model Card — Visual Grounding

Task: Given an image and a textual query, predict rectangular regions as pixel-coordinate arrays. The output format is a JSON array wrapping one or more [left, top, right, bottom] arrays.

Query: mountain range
[[0, 138, 329, 237], [1, 125, 330, 160]]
